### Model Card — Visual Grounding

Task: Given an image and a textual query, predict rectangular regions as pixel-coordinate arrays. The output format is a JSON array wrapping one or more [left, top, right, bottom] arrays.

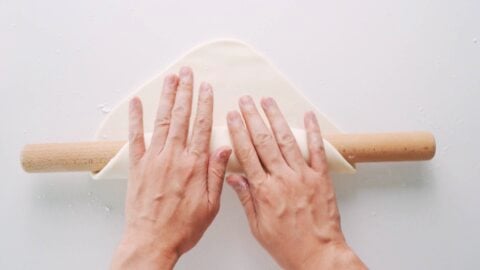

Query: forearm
[[111, 231, 179, 270]]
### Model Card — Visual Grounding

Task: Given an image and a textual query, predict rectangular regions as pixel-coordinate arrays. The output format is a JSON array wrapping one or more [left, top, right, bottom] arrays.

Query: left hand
[[111, 67, 231, 269]]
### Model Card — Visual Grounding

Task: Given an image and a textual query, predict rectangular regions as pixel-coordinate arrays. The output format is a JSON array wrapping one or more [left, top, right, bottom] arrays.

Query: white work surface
[[1, 0, 479, 269]]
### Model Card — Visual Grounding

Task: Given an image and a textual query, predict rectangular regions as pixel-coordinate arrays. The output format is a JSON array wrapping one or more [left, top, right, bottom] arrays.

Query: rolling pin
[[21, 131, 435, 173]]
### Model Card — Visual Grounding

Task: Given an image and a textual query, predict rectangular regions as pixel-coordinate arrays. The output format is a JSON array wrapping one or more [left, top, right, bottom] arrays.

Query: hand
[[226, 96, 366, 270], [111, 67, 231, 269]]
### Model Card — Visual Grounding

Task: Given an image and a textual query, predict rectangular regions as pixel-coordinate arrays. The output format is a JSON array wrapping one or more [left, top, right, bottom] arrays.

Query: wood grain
[[21, 132, 435, 173]]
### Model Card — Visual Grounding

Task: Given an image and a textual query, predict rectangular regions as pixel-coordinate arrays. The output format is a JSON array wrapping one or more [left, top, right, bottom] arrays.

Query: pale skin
[[111, 67, 366, 269]]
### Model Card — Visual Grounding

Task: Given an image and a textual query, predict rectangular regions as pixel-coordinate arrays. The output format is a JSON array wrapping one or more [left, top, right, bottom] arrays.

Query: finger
[[166, 66, 194, 148], [227, 111, 266, 181], [128, 97, 145, 165], [304, 111, 328, 172], [226, 174, 257, 230], [207, 147, 232, 207], [189, 82, 213, 156], [261, 97, 305, 169], [150, 74, 179, 152], [238, 96, 285, 171]]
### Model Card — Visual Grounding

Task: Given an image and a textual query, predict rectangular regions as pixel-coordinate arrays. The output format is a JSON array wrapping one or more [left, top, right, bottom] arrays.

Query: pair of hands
[[111, 67, 366, 269]]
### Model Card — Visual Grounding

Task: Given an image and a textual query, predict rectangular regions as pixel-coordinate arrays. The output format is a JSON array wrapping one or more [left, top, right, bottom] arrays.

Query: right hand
[[226, 96, 366, 269]]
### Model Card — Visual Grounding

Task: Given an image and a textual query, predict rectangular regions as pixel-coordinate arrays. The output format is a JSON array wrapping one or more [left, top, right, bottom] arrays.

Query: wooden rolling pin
[[21, 132, 435, 173]]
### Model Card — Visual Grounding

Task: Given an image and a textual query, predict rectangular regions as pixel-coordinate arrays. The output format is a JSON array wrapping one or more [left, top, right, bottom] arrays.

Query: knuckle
[[237, 147, 256, 161], [188, 148, 201, 158], [178, 158, 196, 175], [277, 133, 295, 148], [253, 132, 273, 147], [129, 132, 143, 142], [179, 80, 193, 89], [255, 182, 269, 194], [240, 197, 251, 209], [210, 167, 226, 180], [190, 150, 208, 162], [196, 115, 210, 127], [268, 155, 282, 166], [197, 116, 206, 125], [312, 144, 325, 154], [169, 132, 186, 142], [252, 169, 266, 180], [160, 144, 174, 155], [162, 88, 176, 98], [154, 116, 170, 129], [171, 184, 186, 199], [319, 168, 330, 178], [130, 152, 144, 163], [318, 144, 325, 153], [200, 94, 212, 104], [172, 105, 186, 116], [257, 191, 274, 206]]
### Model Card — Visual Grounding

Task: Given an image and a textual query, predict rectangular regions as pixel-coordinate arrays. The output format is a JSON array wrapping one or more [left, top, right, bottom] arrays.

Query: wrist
[[111, 229, 179, 270], [301, 241, 366, 270]]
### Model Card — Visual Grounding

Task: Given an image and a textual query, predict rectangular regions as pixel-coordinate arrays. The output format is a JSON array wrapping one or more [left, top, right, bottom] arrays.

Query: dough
[[93, 40, 355, 180]]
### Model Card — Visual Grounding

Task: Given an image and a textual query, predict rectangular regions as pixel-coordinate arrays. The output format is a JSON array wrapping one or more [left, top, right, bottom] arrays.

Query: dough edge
[[92, 39, 356, 180]]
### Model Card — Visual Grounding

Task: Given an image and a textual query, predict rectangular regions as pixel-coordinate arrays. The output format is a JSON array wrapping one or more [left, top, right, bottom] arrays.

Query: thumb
[[226, 174, 257, 228], [207, 147, 232, 207]]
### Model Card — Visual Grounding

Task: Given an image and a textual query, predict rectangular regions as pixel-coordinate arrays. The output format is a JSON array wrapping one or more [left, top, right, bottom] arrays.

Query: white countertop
[[2, 0, 479, 269]]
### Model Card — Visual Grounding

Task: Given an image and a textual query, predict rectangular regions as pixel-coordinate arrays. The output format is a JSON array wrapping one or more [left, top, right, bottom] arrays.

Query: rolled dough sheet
[[93, 40, 355, 180]]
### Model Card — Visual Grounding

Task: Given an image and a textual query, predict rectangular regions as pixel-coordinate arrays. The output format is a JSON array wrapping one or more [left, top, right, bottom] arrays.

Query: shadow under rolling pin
[[20, 132, 436, 173]]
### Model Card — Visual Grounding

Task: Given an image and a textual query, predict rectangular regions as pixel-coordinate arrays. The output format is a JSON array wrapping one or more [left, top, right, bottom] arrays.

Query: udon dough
[[93, 40, 355, 180]]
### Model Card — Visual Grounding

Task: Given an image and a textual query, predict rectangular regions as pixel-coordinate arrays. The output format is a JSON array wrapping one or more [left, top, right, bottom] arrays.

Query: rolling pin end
[[21, 144, 47, 173], [422, 132, 436, 160], [20, 145, 33, 173]]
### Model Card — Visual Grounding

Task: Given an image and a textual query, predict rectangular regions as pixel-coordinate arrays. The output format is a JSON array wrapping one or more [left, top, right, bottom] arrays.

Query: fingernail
[[165, 74, 176, 84], [180, 66, 191, 76], [200, 82, 212, 94], [228, 177, 247, 191], [227, 111, 241, 124], [240, 95, 253, 105], [262, 97, 274, 108], [235, 178, 248, 191], [130, 97, 139, 108], [218, 148, 232, 160], [180, 67, 193, 84], [307, 111, 316, 121]]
